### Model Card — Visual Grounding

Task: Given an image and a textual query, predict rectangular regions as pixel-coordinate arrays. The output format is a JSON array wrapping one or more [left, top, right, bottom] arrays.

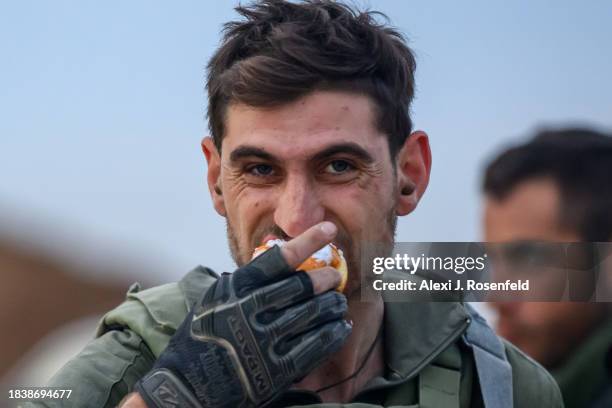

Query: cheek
[[323, 181, 394, 230], [352, 179, 394, 217], [226, 188, 275, 241], [237, 195, 266, 212], [235, 195, 270, 223]]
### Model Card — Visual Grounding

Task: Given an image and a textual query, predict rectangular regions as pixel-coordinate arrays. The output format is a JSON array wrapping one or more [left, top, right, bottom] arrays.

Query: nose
[[274, 174, 325, 238]]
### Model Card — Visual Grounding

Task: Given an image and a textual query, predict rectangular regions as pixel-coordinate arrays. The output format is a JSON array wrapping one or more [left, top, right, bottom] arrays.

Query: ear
[[201, 137, 226, 217], [395, 130, 432, 216]]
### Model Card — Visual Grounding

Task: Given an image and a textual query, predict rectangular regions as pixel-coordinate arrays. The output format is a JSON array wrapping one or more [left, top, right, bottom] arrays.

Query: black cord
[[314, 323, 384, 394]]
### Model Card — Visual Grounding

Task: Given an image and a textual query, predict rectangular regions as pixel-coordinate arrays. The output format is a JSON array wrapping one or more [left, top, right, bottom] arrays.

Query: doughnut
[[252, 239, 348, 292]]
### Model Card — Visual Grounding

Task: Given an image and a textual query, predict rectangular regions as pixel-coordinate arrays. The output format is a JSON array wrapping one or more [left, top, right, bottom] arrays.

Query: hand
[[136, 222, 352, 408]]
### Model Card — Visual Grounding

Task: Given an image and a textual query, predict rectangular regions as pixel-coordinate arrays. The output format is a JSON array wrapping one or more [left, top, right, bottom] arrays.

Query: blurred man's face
[[484, 177, 605, 368], [210, 91, 400, 294]]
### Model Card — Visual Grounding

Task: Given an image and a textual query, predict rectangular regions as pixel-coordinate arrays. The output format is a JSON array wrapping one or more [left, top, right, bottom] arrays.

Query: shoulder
[[503, 339, 564, 407], [459, 304, 563, 407], [97, 266, 219, 357]]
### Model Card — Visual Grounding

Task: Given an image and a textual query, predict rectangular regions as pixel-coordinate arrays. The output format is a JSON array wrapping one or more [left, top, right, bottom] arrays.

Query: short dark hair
[[206, 0, 417, 159], [483, 128, 612, 241]]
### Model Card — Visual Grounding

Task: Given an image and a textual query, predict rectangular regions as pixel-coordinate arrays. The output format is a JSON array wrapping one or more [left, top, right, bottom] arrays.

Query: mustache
[[252, 224, 352, 252], [250, 226, 289, 250]]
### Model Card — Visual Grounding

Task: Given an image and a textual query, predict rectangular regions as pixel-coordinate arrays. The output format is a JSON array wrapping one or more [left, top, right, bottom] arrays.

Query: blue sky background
[[2, 1, 611, 282]]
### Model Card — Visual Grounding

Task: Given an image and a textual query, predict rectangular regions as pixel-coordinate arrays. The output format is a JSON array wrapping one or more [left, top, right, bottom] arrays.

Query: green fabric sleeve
[[97, 282, 186, 358], [24, 329, 155, 408], [23, 269, 215, 408]]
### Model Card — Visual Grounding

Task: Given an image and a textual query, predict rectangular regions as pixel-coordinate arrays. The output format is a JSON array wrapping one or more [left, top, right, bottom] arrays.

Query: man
[[483, 128, 612, 408], [35, 1, 562, 407]]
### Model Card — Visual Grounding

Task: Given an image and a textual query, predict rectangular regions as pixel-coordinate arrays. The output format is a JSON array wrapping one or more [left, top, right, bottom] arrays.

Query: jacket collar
[[361, 270, 470, 386], [383, 295, 469, 379]]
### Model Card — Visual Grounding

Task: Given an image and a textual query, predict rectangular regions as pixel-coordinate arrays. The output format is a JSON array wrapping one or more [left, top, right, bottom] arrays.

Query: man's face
[[484, 177, 604, 368], [212, 91, 400, 294]]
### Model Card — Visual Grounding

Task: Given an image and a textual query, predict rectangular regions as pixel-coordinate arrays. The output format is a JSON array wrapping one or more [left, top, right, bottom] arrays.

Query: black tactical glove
[[136, 245, 351, 408]]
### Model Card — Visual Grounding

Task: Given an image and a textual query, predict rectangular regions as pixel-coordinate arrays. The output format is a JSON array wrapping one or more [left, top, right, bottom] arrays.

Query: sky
[[1, 0, 611, 282]]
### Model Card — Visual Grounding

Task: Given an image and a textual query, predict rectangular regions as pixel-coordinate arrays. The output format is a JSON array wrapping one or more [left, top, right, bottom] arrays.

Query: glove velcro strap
[[136, 369, 203, 408]]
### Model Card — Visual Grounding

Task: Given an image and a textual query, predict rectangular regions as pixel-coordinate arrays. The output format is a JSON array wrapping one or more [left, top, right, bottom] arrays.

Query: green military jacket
[[551, 319, 612, 408], [34, 266, 563, 407]]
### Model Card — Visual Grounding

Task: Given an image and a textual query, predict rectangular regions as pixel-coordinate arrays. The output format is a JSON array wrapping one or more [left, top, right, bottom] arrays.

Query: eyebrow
[[229, 142, 375, 164], [312, 142, 375, 164], [229, 146, 278, 163]]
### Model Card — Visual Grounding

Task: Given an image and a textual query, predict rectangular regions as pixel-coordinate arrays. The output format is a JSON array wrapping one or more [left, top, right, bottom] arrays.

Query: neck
[[293, 291, 385, 402]]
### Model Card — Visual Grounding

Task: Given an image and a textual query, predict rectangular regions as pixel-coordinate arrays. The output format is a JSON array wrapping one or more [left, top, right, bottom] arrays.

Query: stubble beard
[[226, 220, 246, 268]]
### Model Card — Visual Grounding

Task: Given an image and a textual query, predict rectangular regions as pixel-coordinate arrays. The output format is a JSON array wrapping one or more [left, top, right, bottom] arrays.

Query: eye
[[248, 164, 274, 177], [325, 160, 354, 174]]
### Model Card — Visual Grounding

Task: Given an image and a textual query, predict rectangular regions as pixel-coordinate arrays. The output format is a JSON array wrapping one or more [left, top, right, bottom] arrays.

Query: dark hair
[[206, 0, 416, 159], [483, 128, 612, 241]]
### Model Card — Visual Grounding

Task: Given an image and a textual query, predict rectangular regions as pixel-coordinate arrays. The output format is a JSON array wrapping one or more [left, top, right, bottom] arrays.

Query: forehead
[[222, 90, 387, 159], [484, 177, 578, 241]]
